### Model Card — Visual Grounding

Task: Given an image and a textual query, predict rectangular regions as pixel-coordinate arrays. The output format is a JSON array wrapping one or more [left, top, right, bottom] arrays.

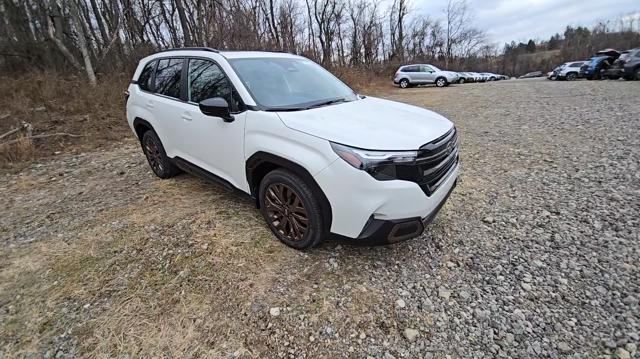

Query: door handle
[[145, 100, 155, 109], [181, 112, 193, 121]]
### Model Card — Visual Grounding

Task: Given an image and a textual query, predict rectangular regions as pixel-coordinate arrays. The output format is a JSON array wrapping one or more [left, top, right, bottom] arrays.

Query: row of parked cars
[[548, 48, 640, 81], [393, 64, 508, 88]]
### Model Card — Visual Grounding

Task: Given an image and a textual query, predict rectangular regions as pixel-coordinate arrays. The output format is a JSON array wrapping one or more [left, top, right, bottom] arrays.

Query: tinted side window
[[155, 58, 183, 98], [570, 63, 581, 67], [188, 59, 242, 111], [138, 60, 156, 91], [401, 66, 418, 73]]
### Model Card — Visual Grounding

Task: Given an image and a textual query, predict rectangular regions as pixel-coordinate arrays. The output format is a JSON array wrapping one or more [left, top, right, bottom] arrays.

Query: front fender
[[244, 112, 338, 179]]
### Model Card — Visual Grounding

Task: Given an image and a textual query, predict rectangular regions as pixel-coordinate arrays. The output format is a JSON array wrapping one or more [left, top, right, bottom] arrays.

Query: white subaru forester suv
[[126, 48, 459, 249]]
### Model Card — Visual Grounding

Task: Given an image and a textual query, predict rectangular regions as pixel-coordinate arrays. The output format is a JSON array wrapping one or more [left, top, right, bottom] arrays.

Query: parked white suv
[[555, 61, 586, 80], [126, 48, 459, 249], [393, 64, 459, 88]]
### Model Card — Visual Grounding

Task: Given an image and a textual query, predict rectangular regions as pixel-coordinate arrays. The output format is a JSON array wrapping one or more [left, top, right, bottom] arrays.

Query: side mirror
[[199, 97, 234, 122]]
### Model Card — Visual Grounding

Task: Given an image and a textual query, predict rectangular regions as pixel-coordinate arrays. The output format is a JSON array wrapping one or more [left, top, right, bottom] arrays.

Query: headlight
[[330, 142, 418, 180]]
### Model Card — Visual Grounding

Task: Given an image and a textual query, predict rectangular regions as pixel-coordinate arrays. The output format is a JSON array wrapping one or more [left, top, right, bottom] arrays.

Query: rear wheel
[[635, 68, 640, 80], [435, 77, 447, 88], [399, 79, 409, 88], [566, 72, 577, 81], [259, 169, 326, 249], [141, 130, 180, 179], [459, 78, 465, 84]]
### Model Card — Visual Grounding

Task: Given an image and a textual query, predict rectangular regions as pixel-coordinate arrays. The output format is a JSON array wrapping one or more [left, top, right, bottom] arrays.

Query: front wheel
[[459, 78, 465, 84], [635, 68, 640, 80], [435, 77, 447, 88], [399, 79, 409, 88], [259, 169, 326, 249], [566, 73, 577, 81]]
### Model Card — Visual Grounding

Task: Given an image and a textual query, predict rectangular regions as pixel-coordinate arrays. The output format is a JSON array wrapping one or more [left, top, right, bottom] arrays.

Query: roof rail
[[157, 47, 220, 53]]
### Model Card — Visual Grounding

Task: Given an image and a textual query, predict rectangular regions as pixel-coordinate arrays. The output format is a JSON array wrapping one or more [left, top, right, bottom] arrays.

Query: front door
[[421, 65, 437, 83], [178, 58, 248, 189]]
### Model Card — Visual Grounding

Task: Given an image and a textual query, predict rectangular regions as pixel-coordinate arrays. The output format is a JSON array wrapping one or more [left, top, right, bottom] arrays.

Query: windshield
[[429, 65, 441, 71], [229, 57, 357, 110]]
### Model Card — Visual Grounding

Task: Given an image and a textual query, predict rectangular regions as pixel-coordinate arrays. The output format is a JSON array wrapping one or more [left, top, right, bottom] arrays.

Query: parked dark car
[[622, 48, 640, 80], [603, 51, 630, 79], [580, 49, 620, 80], [580, 56, 612, 80]]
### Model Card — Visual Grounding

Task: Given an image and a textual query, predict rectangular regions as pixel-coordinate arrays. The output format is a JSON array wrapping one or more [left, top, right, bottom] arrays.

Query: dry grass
[[0, 136, 34, 163], [0, 172, 292, 357], [0, 72, 131, 170], [333, 66, 396, 96]]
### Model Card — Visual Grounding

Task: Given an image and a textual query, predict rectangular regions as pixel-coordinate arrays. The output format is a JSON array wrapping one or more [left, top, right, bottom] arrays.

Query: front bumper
[[314, 155, 460, 239], [332, 179, 457, 245]]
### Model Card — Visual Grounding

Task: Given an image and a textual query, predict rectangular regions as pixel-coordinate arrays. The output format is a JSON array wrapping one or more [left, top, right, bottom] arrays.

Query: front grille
[[395, 127, 459, 196]]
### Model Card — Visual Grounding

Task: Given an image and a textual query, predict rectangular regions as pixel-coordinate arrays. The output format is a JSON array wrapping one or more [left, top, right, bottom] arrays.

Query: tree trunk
[[175, 0, 192, 46], [69, 0, 97, 86]]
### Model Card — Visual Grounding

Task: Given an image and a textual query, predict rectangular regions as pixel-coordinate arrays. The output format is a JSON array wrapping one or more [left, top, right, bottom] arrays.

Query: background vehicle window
[[421, 65, 434, 72], [188, 59, 241, 111], [402, 66, 418, 72], [570, 63, 581, 67], [154, 58, 183, 98], [138, 60, 156, 91]]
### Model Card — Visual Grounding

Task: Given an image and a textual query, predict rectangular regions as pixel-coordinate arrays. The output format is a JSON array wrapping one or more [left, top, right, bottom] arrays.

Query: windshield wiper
[[264, 107, 306, 112], [304, 97, 350, 110], [264, 97, 353, 112]]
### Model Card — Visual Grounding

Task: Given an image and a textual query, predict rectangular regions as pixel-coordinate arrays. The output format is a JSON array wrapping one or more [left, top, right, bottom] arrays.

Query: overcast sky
[[413, 0, 640, 46]]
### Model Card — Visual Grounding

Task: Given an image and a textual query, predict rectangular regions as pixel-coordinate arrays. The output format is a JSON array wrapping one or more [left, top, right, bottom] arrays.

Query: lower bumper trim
[[331, 179, 457, 246]]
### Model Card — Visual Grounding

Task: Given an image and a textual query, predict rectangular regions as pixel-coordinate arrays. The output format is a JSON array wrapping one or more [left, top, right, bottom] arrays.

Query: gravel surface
[[1, 78, 639, 358]]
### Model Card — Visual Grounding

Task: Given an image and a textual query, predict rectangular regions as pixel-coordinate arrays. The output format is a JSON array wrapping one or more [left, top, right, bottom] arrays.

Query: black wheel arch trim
[[133, 117, 154, 141], [246, 151, 333, 230]]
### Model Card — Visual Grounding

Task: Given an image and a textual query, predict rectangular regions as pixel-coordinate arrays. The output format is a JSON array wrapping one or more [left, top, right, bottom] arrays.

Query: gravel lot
[[1, 78, 639, 358]]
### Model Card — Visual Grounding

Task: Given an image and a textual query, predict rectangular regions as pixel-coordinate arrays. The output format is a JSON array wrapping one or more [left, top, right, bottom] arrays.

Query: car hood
[[276, 97, 454, 150]]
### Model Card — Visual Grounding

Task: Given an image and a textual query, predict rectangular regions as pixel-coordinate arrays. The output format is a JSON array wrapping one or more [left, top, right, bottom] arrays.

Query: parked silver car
[[393, 64, 459, 88]]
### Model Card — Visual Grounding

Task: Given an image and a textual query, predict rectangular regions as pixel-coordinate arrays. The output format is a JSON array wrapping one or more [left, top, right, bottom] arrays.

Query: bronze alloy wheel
[[143, 135, 164, 174], [264, 183, 309, 241]]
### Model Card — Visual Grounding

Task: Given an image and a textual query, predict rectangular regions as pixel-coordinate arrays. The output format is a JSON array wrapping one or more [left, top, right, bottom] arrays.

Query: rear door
[[148, 57, 188, 158], [402, 65, 420, 83]]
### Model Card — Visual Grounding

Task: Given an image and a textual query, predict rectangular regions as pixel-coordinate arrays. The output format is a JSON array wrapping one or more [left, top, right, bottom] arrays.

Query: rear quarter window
[[138, 60, 156, 91]]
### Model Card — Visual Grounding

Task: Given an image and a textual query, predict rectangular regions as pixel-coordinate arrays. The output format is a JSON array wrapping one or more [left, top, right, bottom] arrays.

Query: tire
[[459, 78, 465, 84], [635, 68, 640, 81], [435, 77, 447, 88], [399, 79, 409, 88], [259, 169, 326, 249], [566, 72, 577, 81], [141, 130, 180, 179]]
